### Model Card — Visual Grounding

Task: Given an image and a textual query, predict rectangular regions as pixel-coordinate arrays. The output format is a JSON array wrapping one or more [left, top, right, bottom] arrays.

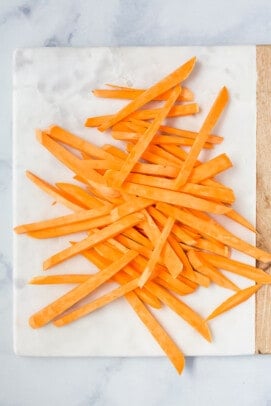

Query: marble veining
[[1, 1, 271, 405]]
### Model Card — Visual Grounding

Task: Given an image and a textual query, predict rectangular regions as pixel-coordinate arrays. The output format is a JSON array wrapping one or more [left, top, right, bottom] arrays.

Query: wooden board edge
[[255, 45, 271, 354]]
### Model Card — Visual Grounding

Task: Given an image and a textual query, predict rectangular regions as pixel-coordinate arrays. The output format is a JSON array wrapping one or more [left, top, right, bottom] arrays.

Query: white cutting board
[[13, 47, 256, 356]]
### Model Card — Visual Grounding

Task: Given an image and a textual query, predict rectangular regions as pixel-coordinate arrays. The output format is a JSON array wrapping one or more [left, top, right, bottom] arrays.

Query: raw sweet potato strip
[[107, 86, 181, 188], [37, 131, 120, 200], [101, 145, 181, 177], [187, 250, 239, 291], [84, 248, 162, 309], [54, 278, 140, 326], [14, 205, 111, 234], [105, 83, 195, 101], [173, 87, 229, 188], [92, 86, 194, 102], [95, 239, 193, 295], [113, 132, 214, 149], [30, 249, 138, 328], [206, 284, 261, 321], [122, 173, 235, 203], [124, 120, 222, 146], [225, 209, 256, 232], [43, 212, 144, 270], [153, 285, 212, 342], [92, 238, 209, 340], [194, 238, 229, 257], [105, 234, 193, 294], [56, 183, 108, 209], [128, 143, 184, 166], [73, 246, 185, 373], [139, 217, 175, 287], [26, 171, 84, 212], [147, 206, 196, 245], [98, 57, 196, 131], [29, 275, 93, 284], [85, 103, 199, 128], [123, 182, 231, 214], [159, 125, 223, 144], [157, 203, 271, 263], [47, 125, 121, 162], [141, 210, 184, 277], [199, 252, 271, 284]]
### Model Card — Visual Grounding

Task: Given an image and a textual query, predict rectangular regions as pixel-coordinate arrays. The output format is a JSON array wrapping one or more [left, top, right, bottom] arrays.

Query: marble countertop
[[1, 1, 271, 405]]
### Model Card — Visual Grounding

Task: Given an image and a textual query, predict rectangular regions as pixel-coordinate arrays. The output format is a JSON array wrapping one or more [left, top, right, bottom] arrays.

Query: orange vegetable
[[173, 87, 229, 188], [106, 86, 181, 188], [85, 103, 199, 127], [92, 85, 194, 102], [43, 212, 144, 270], [139, 217, 175, 287], [123, 182, 231, 214], [206, 284, 261, 321], [98, 57, 196, 131]]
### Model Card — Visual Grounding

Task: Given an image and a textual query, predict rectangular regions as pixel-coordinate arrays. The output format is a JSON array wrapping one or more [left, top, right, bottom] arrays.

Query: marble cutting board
[[13, 46, 257, 356]]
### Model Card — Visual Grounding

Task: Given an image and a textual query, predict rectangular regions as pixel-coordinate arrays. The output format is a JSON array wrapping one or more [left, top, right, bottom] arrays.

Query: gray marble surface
[[1, 0, 271, 405]]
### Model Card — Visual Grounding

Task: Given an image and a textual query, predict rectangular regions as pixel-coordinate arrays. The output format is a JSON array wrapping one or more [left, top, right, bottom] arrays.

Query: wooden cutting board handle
[[256, 45, 271, 354]]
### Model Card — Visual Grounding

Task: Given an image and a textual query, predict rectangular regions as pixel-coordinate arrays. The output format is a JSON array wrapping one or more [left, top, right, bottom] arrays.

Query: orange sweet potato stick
[[206, 284, 261, 321], [27, 197, 151, 238], [37, 131, 120, 200], [85, 104, 199, 127], [158, 202, 271, 263], [56, 183, 108, 209], [26, 171, 84, 211], [123, 291, 186, 374], [199, 252, 271, 284], [76, 248, 185, 373], [47, 125, 121, 162], [122, 173, 235, 203], [92, 86, 194, 102], [187, 250, 239, 291], [122, 182, 231, 215], [43, 212, 144, 270], [54, 278, 140, 326], [29, 275, 93, 284], [106, 86, 181, 188], [80, 247, 162, 309], [147, 206, 196, 245], [97, 57, 196, 131], [139, 217, 175, 287], [173, 87, 229, 188]]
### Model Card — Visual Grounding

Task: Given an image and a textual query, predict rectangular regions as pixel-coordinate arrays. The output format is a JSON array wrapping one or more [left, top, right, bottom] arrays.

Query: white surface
[[13, 46, 256, 356], [1, 1, 271, 405]]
